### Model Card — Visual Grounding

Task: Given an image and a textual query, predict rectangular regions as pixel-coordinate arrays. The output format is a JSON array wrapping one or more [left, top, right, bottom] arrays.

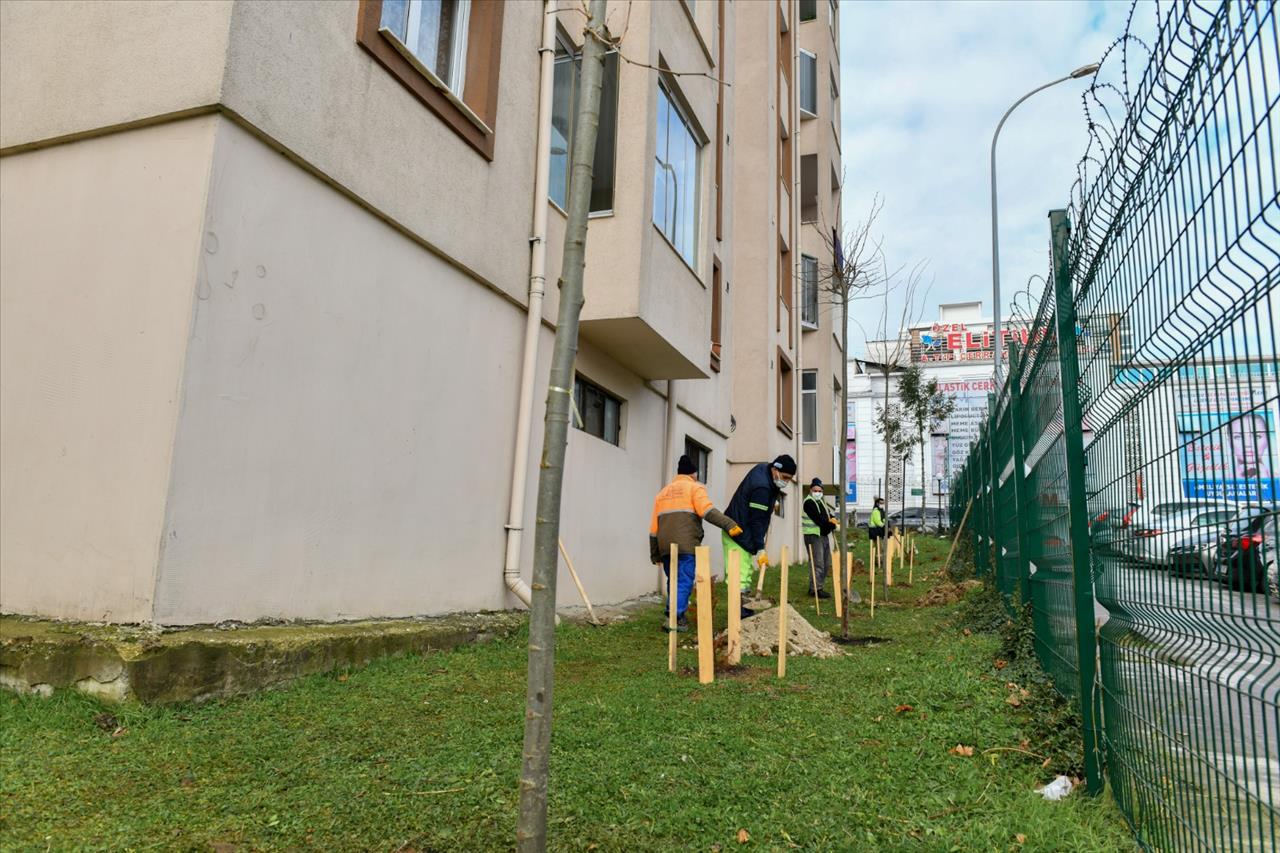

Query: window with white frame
[[379, 0, 471, 94], [550, 32, 619, 213], [801, 254, 819, 328], [802, 369, 819, 443], [653, 82, 702, 266], [830, 68, 839, 132], [799, 50, 817, 117]]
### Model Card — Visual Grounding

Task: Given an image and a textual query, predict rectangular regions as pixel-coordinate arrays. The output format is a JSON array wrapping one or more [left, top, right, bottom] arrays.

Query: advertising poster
[[938, 379, 993, 489], [932, 433, 949, 494], [845, 402, 857, 502], [1177, 410, 1276, 501]]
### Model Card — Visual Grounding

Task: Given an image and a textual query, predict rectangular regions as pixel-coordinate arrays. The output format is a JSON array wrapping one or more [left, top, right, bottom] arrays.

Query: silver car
[[1128, 504, 1238, 567]]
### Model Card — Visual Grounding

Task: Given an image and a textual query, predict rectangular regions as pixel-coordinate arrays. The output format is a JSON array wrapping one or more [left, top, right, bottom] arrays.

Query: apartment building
[[796, 0, 845, 497], [0, 0, 837, 626]]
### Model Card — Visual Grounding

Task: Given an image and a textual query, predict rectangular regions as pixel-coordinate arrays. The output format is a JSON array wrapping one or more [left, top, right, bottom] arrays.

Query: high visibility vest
[[802, 494, 826, 536]]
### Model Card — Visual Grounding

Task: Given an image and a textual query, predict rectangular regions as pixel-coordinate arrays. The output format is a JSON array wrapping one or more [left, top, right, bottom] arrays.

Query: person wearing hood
[[724, 454, 797, 616], [802, 477, 839, 598], [649, 455, 742, 631]]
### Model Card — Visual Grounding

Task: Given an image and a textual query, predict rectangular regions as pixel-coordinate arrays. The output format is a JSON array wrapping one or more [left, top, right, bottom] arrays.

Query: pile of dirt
[[915, 579, 983, 607], [718, 604, 844, 659]]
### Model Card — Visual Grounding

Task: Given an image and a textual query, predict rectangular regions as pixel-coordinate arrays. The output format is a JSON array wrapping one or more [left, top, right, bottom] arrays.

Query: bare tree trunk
[[516, 2, 608, 849], [880, 367, 891, 600], [838, 287, 850, 639]]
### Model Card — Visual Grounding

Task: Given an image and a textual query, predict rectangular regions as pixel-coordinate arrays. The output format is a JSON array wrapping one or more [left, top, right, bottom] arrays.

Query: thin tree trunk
[[516, 2, 608, 849], [839, 287, 850, 639]]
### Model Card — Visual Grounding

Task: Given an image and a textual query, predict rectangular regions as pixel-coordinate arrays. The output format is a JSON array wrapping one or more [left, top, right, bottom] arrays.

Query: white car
[[1124, 502, 1237, 567]]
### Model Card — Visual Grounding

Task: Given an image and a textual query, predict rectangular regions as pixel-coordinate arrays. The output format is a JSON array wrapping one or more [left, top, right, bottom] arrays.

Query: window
[[830, 68, 839, 133], [833, 378, 842, 450], [799, 0, 817, 21], [380, 0, 470, 93], [653, 82, 702, 266], [684, 437, 710, 484], [357, 0, 504, 160], [799, 50, 817, 117], [800, 153, 818, 223], [711, 258, 723, 371], [550, 33, 619, 213], [777, 349, 794, 437], [802, 370, 819, 443], [801, 254, 819, 329], [574, 376, 622, 446]]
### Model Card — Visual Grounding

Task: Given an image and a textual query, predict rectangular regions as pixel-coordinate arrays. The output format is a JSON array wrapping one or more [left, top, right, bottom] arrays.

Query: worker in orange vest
[[649, 455, 743, 631]]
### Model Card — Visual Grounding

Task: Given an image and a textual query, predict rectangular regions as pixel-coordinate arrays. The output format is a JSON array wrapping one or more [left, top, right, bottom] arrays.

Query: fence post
[[1007, 341, 1032, 605], [1049, 208, 1103, 796]]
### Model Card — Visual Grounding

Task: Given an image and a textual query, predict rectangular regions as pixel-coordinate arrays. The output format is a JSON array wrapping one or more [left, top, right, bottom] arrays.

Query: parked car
[[1118, 500, 1234, 563], [1131, 506, 1238, 567], [1090, 502, 1141, 553], [1214, 507, 1278, 592], [1263, 513, 1279, 603], [1168, 530, 1222, 579], [887, 506, 946, 532]]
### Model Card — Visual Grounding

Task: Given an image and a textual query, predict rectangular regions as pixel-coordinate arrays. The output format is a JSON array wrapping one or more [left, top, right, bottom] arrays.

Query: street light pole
[[990, 63, 1099, 383]]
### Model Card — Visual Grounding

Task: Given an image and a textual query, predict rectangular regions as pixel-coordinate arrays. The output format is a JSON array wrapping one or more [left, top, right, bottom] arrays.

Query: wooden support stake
[[846, 548, 854, 589], [885, 533, 896, 587], [909, 534, 915, 586], [756, 553, 767, 592], [726, 545, 742, 666], [807, 544, 821, 615], [942, 498, 974, 578], [695, 546, 714, 684], [869, 544, 876, 619], [667, 544, 678, 672], [898, 531, 905, 584], [559, 539, 599, 626], [777, 545, 790, 678], [832, 545, 844, 619]]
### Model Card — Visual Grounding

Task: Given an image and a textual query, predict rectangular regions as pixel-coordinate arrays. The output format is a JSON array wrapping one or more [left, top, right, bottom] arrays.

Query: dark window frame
[[684, 436, 711, 484], [574, 375, 623, 446]]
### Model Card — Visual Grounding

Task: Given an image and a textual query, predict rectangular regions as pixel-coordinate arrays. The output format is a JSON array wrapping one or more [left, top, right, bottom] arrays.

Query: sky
[[838, 0, 1156, 351]]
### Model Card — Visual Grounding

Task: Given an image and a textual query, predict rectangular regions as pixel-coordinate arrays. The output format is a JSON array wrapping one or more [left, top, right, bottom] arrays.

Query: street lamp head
[[1070, 63, 1101, 79]]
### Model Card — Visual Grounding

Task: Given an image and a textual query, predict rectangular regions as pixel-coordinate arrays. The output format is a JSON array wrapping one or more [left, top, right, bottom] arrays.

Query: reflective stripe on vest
[[802, 494, 824, 535]]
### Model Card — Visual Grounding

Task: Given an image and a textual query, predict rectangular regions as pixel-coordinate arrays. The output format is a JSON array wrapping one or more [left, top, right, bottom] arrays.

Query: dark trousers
[[662, 552, 697, 617], [804, 534, 832, 591]]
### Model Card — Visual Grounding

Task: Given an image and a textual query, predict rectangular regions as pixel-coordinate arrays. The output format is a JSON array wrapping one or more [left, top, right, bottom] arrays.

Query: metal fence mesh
[[950, 1, 1279, 849]]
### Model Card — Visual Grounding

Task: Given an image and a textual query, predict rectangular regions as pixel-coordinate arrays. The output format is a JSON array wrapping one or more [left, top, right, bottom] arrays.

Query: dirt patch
[[830, 635, 890, 647], [717, 605, 844, 659], [916, 580, 983, 607]]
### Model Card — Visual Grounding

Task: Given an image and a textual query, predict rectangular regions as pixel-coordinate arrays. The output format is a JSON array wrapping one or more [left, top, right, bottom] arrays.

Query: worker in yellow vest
[[802, 478, 838, 598]]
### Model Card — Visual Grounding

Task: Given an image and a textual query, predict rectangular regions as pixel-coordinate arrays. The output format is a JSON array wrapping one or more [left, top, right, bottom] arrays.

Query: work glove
[[756, 552, 769, 569], [728, 524, 744, 537]]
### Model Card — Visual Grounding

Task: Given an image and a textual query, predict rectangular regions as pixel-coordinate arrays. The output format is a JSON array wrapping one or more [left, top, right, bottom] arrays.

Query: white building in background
[[845, 301, 1000, 519]]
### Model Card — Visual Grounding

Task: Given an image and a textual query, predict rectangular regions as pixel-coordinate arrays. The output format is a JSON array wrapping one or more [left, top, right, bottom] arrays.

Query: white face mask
[[774, 476, 790, 493], [811, 491, 823, 498]]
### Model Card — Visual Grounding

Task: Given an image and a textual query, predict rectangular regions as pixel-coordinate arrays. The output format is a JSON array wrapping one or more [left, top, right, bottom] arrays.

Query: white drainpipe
[[502, 0, 558, 608]]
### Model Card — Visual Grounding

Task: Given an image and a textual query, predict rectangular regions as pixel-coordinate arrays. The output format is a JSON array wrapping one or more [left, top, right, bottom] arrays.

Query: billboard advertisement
[[845, 402, 857, 502], [1177, 409, 1276, 502]]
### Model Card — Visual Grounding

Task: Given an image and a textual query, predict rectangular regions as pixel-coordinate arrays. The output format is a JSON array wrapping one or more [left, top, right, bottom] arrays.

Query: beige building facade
[[0, 0, 835, 625]]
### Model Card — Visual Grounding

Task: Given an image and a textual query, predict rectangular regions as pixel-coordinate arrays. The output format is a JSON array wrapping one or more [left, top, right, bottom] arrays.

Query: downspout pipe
[[503, 0, 558, 608]]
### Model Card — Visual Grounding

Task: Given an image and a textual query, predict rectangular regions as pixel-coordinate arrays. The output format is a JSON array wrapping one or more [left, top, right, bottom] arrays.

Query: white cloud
[[839, 0, 1150, 348]]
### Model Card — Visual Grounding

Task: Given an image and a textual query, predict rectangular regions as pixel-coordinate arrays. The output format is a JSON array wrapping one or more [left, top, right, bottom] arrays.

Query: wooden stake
[[897, 530, 904, 585], [695, 546, 714, 684], [942, 498, 974, 578], [668, 544, 678, 672], [807, 544, 821, 615], [558, 539, 599, 626], [846, 548, 854, 589], [727, 544, 742, 666], [756, 553, 767, 592], [869, 544, 876, 618], [777, 545, 790, 678], [909, 534, 915, 586], [832, 545, 844, 619], [886, 533, 896, 587]]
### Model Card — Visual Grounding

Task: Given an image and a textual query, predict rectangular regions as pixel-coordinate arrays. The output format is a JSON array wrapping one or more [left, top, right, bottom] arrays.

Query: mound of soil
[[916, 579, 983, 607], [717, 604, 844, 659]]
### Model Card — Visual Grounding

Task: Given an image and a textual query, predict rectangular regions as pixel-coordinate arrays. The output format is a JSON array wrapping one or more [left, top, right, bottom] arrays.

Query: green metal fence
[[950, 1, 1279, 849]]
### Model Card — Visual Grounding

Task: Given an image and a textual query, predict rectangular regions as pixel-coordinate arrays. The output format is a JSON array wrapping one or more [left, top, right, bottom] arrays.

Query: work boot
[[740, 606, 753, 620], [816, 590, 832, 600], [662, 615, 689, 633]]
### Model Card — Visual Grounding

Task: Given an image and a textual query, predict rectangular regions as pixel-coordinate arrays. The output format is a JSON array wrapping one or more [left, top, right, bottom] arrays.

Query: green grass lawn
[[1, 535, 1132, 851]]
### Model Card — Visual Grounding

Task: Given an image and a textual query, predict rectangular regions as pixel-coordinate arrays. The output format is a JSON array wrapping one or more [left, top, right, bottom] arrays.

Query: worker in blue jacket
[[724, 454, 797, 616]]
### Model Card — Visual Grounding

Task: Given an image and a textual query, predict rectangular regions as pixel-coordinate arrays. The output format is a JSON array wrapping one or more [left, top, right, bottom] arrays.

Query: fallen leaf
[[962, 628, 972, 636], [1041, 757, 1052, 768], [1015, 834, 1027, 844], [337, 674, 349, 683], [111, 727, 128, 738], [180, 772, 196, 789], [894, 704, 914, 714], [1019, 739, 1030, 750], [93, 712, 119, 732], [873, 715, 884, 722], [949, 744, 975, 757], [1005, 694, 1022, 707], [737, 828, 750, 844], [994, 659, 1008, 670]]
